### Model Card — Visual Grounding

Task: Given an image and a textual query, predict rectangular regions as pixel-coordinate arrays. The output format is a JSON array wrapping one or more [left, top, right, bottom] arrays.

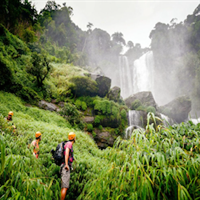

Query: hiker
[[5, 111, 17, 132], [31, 132, 42, 159], [5, 111, 14, 122], [61, 132, 76, 200]]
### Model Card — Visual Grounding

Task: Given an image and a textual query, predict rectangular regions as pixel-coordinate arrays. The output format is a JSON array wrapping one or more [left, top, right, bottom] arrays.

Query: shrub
[[87, 123, 93, 132], [98, 125, 103, 131], [16, 87, 41, 104], [69, 76, 98, 97], [75, 99, 87, 111], [136, 105, 146, 111], [94, 115, 102, 125], [131, 99, 142, 110], [59, 103, 82, 126], [146, 106, 156, 114], [120, 109, 127, 120]]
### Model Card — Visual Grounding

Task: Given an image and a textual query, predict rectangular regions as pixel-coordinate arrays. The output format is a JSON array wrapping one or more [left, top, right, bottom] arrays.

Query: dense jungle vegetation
[[1, 0, 200, 199]]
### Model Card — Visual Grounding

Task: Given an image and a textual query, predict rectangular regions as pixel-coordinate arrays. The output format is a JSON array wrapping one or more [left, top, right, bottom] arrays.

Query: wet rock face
[[107, 86, 121, 102], [94, 129, 115, 149], [38, 100, 59, 112], [125, 91, 157, 109], [158, 95, 191, 123]]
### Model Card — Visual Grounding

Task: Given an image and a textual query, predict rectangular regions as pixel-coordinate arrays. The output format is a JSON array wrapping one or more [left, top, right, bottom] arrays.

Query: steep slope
[[1, 92, 200, 200]]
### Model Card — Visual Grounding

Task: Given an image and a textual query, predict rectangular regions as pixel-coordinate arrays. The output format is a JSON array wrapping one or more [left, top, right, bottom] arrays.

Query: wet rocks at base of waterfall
[[107, 86, 121, 102], [125, 91, 158, 110], [157, 113, 175, 126], [158, 95, 191, 123], [125, 125, 145, 139], [128, 110, 147, 128]]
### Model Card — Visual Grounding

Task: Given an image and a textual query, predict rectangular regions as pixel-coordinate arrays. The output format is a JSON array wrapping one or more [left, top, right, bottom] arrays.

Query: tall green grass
[[78, 114, 200, 200], [0, 91, 200, 199], [0, 91, 108, 199]]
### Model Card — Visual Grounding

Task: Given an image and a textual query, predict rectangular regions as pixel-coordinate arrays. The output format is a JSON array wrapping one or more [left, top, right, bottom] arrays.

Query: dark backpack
[[52, 141, 66, 166]]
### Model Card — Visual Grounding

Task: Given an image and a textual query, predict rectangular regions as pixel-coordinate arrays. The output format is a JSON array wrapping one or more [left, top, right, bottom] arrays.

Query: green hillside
[[1, 1, 200, 199], [1, 91, 200, 199]]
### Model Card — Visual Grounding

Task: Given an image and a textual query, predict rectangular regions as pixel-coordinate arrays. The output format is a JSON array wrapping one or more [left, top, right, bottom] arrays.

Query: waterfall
[[118, 51, 155, 100], [119, 56, 133, 98], [133, 51, 155, 95], [125, 110, 144, 139], [160, 113, 174, 126], [188, 118, 200, 125], [128, 110, 144, 127]]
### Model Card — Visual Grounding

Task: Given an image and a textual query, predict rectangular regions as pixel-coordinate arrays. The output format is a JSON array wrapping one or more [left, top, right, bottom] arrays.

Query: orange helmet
[[68, 132, 76, 140], [8, 111, 14, 116], [35, 131, 42, 138]]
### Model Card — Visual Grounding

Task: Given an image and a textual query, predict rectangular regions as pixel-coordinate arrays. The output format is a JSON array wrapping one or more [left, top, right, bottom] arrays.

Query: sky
[[31, 0, 200, 48]]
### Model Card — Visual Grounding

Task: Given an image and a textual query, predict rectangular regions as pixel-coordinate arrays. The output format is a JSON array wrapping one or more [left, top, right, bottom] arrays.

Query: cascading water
[[118, 51, 155, 100], [160, 113, 174, 126], [118, 56, 133, 98], [133, 51, 155, 95], [125, 110, 144, 139]]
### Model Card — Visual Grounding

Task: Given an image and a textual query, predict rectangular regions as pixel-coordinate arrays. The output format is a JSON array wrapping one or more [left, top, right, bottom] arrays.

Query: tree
[[82, 22, 93, 52], [127, 41, 134, 49], [111, 32, 126, 45], [26, 53, 52, 87]]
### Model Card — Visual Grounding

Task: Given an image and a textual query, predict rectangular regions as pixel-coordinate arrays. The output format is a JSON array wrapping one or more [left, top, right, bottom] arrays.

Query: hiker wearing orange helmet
[[31, 132, 42, 159], [5, 111, 14, 122], [4, 111, 17, 133], [61, 132, 76, 200]]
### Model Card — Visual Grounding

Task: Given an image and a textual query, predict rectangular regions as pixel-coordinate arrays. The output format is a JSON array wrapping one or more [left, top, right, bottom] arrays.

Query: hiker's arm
[[65, 148, 70, 170]]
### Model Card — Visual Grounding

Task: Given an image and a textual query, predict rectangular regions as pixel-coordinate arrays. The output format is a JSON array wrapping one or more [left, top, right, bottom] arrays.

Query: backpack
[[52, 141, 67, 166]]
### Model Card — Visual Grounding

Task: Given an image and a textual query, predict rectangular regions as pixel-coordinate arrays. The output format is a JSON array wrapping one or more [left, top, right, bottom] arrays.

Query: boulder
[[158, 95, 191, 123], [125, 91, 157, 109], [38, 100, 59, 112], [58, 102, 65, 107], [51, 99, 57, 104], [107, 86, 121, 102], [82, 116, 95, 123], [91, 74, 111, 97], [94, 129, 115, 149]]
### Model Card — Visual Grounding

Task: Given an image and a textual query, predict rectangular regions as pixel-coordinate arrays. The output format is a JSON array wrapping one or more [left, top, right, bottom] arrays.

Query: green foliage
[[120, 109, 127, 120], [75, 99, 87, 111], [0, 91, 107, 200], [131, 99, 142, 110], [146, 106, 156, 114], [59, 102, 83, 128], [69, 76, 98, 97], [94, 98, 119, 117], [1, 92, 200, 199], [78, 96, 95, 107], [79, 119, 200, 200], [26, 52, 52, 87], [94, 115, 102, 125], [22, 28, 37, 43], [86, 124, 93, 132], [93, 98, 128, 131], [98, 125, 103, 131]]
